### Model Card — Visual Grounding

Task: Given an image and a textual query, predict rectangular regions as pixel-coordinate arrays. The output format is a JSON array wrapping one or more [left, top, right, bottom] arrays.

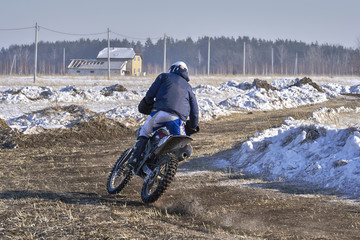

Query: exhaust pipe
[[179, 152, 188, 161], [177, 145, 193, 161]]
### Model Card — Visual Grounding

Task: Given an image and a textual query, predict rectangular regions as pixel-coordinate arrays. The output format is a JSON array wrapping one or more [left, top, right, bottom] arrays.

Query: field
[[1, 75, 360, 239]]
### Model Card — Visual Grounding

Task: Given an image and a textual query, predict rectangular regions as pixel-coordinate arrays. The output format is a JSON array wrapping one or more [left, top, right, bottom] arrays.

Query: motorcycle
[[106, 126, 195, 203]]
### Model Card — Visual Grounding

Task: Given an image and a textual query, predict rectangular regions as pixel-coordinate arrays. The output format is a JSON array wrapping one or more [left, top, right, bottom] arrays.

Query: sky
[[1, 0, 360, 49]]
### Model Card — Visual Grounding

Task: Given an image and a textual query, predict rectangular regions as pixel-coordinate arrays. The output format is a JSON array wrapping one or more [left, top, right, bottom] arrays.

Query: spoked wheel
[[107, 148, 134, 194], [141, 153, 178, 203]]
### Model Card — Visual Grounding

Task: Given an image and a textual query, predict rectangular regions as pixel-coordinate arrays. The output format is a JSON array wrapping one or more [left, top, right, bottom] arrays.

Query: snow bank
[[1, 77, 360, 133], [226, 118, 360, 198], [311, 107, 360, 128], [6, 105, 95, 134]]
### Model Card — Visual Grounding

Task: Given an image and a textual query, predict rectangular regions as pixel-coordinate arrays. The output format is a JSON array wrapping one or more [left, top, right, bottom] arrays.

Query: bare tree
[[306, 45, 322, 75]]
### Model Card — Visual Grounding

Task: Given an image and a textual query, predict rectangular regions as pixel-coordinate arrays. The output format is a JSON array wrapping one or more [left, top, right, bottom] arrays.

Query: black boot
[[128, 136, 148, 168]]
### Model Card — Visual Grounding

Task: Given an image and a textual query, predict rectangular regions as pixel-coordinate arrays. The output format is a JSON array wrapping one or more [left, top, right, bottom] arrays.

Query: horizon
[[1, 0, 359, 50], [1, 33, 356, 50]]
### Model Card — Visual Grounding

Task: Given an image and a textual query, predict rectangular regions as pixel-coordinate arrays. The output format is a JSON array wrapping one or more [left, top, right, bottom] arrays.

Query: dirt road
[[1, 96, 360, 239]]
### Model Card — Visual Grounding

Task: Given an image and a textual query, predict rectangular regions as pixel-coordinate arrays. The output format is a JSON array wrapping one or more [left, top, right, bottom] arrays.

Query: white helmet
[[168, 61, 188, 73]]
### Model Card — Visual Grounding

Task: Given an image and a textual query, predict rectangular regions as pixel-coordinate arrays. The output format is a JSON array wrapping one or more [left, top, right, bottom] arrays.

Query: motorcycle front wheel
[[107, 148, 133, 194], [141, 153, 178, 203]]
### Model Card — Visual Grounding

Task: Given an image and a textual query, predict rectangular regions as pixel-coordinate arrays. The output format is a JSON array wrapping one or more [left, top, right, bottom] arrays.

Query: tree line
[[0, 36, 359, 75]]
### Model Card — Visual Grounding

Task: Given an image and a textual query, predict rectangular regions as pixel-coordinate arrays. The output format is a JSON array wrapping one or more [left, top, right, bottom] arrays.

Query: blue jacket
[[144, 69, 199, 129]]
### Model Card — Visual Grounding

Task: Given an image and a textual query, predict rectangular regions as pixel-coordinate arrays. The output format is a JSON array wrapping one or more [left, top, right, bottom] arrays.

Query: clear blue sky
[[1, 0, 359, 49]]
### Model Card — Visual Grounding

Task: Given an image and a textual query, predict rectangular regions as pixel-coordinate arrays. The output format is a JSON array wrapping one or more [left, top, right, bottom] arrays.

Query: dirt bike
[[106, 127, 194, 203]]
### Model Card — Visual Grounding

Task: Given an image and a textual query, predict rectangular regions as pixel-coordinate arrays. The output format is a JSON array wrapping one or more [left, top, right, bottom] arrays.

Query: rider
[[128, 61, 199, 168]]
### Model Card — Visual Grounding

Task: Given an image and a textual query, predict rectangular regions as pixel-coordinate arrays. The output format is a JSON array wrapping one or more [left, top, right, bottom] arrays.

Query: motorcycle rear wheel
[[107, 148, 133, 194], [141, 153, 178, 203]]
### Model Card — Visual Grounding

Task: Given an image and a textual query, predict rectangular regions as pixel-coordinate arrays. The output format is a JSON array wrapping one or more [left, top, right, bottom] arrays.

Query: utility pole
[[107, 28, 111, 79], [207, 37, 210, 75], [271, 47, 274, 75], [34, 23, 38, 83], [10, 55, 16, 75], [163, 34, 167, 72], [243, 42, 246, 75], [63, 48, 66, 75], [197, 50, 201, 75], [294, 52, 298, 75]]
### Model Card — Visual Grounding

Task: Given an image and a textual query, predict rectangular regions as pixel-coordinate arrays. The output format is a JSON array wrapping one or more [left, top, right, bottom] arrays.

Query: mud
[[1, 96, 360, 239]]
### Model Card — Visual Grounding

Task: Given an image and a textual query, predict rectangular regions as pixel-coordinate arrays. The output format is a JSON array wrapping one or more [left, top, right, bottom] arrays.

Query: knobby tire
[[141, 153, 178, 203], [107, 148, 133, 194]]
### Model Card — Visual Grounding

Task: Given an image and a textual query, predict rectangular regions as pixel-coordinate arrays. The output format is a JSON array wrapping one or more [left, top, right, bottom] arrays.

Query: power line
[[0, 26, 34, 31], [0, 24, 163, 41], [40, 25, 107, 36]]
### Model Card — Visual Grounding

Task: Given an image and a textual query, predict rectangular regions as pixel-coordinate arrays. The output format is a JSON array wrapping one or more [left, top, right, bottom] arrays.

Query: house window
[[77, 70, 80, 73], [137, 56, 140, 61], [90, 71, 94, 73]]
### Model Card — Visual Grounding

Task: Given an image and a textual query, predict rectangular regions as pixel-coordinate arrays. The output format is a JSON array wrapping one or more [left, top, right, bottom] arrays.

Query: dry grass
[[1, 97, 360, 239]]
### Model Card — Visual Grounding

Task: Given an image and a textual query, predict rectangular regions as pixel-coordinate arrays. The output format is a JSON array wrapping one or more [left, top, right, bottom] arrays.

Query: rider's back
[[145, 71, 198, 128]]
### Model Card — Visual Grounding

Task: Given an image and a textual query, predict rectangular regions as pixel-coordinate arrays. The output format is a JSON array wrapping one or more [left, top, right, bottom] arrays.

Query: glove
[[138, 97, 154, 115], [185, 120, 199, 136]]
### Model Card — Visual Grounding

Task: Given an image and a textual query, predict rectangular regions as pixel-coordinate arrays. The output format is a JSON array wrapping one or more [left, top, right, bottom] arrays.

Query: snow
[[1, 75, 360, 198], [225, 118, 360, 198], [4, 76, 352, 131]]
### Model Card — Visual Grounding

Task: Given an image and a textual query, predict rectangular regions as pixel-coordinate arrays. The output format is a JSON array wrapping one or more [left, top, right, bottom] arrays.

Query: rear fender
[[153, 135, 193, 160]]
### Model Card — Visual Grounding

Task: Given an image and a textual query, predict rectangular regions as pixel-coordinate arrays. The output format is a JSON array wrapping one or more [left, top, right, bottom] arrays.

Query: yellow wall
[[130, 54, 142, 76]]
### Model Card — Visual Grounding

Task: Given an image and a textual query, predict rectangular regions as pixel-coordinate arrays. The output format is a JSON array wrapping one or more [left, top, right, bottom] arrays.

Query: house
[[67, 47, 142, 76], [67, 59, 127, 75]]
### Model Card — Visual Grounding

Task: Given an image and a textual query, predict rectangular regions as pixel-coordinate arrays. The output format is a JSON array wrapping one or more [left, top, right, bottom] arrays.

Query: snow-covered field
[[1, 75, 360, 198]]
